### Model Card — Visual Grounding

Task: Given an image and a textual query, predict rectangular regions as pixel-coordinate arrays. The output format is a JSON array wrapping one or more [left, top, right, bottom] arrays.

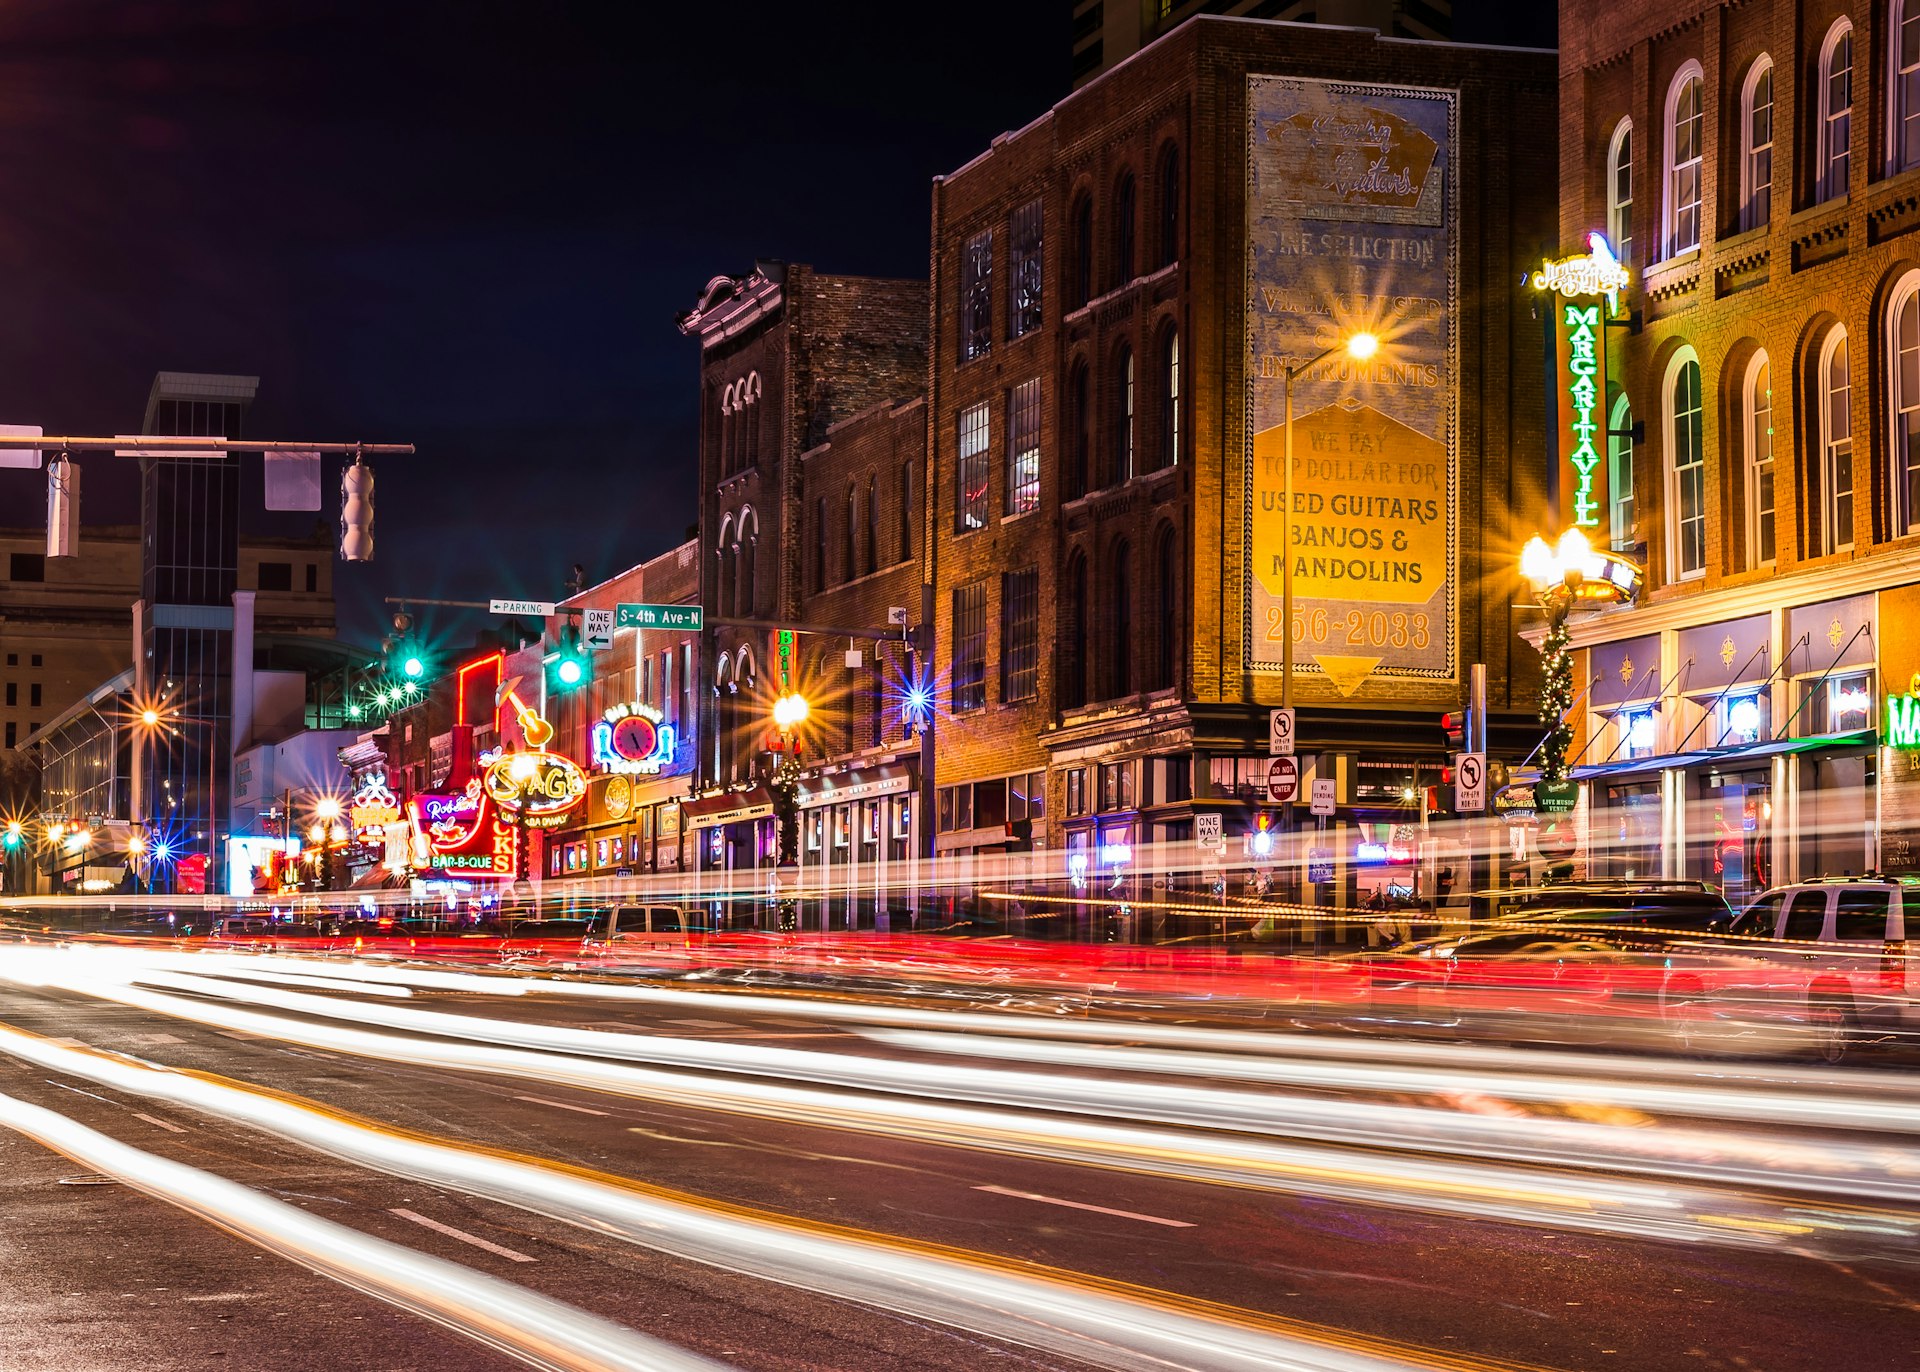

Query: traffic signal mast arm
[[0, 436, 415, 455], [703, 615, 916, 643]]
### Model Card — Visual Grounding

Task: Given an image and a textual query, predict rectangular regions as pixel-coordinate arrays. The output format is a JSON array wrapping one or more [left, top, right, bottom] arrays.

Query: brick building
[[1555, 0, 1920, 898], [676, 264, 928, 918], [929, 15, 1555, 915], [1073, 1, 1453, 89]]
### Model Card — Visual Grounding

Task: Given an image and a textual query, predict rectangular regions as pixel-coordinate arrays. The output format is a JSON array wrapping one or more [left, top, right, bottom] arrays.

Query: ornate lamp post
[[769, 692, 810, 932]]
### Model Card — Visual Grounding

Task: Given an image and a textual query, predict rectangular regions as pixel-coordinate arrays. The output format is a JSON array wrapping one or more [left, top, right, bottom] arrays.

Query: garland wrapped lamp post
[[1519, 528, 1640, 869], [770, 692, 810, 932]]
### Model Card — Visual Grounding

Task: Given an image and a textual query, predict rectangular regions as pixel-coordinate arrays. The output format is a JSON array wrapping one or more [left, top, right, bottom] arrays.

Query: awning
[[796, 763, 913, 810], [348, 865, 404, 891], [1574, 729, 1877, 781], [681, 786, 774, 830]]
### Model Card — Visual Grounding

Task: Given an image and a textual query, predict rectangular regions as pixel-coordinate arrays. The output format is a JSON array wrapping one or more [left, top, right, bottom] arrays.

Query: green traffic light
[[403, 655, 424, 679], [557, 658, 583, 687]]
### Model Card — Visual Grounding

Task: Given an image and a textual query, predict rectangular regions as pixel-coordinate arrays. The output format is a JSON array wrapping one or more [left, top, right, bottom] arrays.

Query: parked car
[[584, 904, 709, 953]]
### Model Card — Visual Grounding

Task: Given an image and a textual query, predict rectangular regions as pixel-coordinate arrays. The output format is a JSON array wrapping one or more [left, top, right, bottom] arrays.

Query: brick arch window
[[844, 483, 858, 582], [1662, 61, 1704, 259], [1738, 57, 1773, 232], [716, 513, 737, 619], [1810, 324, 1854, 555], [1606, 119, 1633, 264], [712, 651, 734, 783], [1662, 346, 1706, 581], [1818, 19, 1853, 204], [1061, 551, 1088, 709], [1608, 391, 1637, 551], [1112, 169, 1136, 289], [1069, 191, 1094, 309], [1109, 342, 1135, 487], [1889, 270, 1920, 537], [1151, 524, 1179, 691], [1156, 142, 1180, 269], [865, 472, 878, 576], [1065, 360, 1091, 498], [813, 496, 829, 591], [1740, 354, 1775, 568], [738, 506, 759, 616], [1109, 538, 1132, 700], [1156, 323, 1180, 469], [1893, 1, 1920, 174]]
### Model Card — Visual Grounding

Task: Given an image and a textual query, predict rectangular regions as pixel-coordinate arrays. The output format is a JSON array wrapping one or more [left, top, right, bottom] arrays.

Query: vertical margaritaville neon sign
[[1532, 232, 1631, 535], [1888, 675, 1920, 748]]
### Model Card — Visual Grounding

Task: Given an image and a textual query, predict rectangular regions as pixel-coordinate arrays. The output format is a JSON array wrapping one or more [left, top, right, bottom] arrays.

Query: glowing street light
[[314, 797, 342, 823], [1520, 526, 1639, 791], [771, 693, 811, 733]]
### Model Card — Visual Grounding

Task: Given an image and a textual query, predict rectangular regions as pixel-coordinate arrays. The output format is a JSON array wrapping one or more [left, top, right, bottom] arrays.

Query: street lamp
[[1281, 331, 1380, 708], [1519, 528, 1640, 786], [768, 692, 811, 932]]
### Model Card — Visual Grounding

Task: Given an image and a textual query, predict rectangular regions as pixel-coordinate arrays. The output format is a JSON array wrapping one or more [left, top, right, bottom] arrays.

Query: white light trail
[[0, 1089, 735, 1372]]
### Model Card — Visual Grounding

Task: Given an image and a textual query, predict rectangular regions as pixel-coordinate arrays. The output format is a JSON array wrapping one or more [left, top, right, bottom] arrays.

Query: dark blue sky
[[0, 0, 1552, 651]]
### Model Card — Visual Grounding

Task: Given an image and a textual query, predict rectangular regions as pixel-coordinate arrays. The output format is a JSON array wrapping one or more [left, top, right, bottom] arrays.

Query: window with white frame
[[1819, 20, 1853, 203], [1719, 691, 1769, 746], [1665, 350, 1706, 579], [1888, 271, 1920, 536], [956, 401, 990, 532], [1896, 1, 1920, 173], [1664, 64, 1704, 258], [1818, 327, 1854, 553], [1820, 671, 1874, 734], [1744, 354, 1775, 567], [1740, 58, 1773, 231], [1608, 392, 1636, 551], [1618, 706, 1659, 760], [1607, 120, 1633, 264]]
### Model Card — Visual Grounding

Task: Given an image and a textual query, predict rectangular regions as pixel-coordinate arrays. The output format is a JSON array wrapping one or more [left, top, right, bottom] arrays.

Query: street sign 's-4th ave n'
[[616, 604, 704, 631]]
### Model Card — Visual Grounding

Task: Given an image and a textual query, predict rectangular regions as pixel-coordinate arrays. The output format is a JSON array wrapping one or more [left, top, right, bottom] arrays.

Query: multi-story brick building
[[1072, 1, 1453, 89], [676, 264, 927, 917], [1555, 0, 1920, 898], [929, 15, 1555, 916]]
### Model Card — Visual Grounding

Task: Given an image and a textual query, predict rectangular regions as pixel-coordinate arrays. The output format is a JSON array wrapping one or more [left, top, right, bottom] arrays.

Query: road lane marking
[[972, 1184, 1196, 1228], [514, 1094, 611, 1116], [134, 1112, 187, 1133], [666, 1018, 737, 1030], [388, 1208, 537, 1262]]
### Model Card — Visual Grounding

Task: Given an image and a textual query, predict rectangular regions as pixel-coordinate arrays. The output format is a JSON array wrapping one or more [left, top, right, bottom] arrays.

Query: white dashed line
[[972, 1185, 1195, 1228], [388, 1208, 536, 1262], [513, 1094, 611, 1116], [134, 1112, 187, 1133]]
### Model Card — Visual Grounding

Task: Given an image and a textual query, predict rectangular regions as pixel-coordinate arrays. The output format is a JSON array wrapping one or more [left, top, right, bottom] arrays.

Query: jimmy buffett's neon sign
[[1563, 302, 1602, 529]]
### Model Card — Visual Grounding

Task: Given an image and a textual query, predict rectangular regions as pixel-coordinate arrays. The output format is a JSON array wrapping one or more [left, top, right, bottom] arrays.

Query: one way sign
[[1453, 752, 1487, 813]]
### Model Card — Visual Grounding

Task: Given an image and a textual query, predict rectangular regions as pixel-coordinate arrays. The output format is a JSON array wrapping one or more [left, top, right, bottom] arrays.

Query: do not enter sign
[[1267, 756, 1299, 803]]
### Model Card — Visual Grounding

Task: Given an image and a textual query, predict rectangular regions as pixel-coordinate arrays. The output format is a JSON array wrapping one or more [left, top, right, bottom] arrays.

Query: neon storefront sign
[[483, 749, 587, 827], [1561, 302, 1602, 529], [408, 783, 514, 878], [348, 772, 402, 833], [590, 702, 676, 775], [1530, 232, 1629, 313], [1888, 691, 1920, 749]]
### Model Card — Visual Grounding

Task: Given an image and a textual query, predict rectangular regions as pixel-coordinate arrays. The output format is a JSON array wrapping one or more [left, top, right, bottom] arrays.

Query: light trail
[[82, 965, 1920, 1209], [0, 1024, 1472, 1372], [1, 969, 1913, 1255], [0, 1088, 735, 1372]]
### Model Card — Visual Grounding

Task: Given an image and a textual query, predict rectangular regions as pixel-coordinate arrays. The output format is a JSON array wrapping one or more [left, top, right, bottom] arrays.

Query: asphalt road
[[1, 955, 1916, 1372]]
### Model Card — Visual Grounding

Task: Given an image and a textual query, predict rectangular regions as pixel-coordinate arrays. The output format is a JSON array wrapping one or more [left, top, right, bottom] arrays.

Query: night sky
[[0, 0, 1554, 652]]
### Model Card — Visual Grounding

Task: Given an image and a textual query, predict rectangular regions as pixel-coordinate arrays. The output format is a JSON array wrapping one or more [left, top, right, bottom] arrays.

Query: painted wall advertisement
[[1245, 75, 1458, 695]]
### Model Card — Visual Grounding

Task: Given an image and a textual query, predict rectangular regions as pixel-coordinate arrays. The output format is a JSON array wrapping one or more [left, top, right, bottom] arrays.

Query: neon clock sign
[[590, 702, 676, 776]]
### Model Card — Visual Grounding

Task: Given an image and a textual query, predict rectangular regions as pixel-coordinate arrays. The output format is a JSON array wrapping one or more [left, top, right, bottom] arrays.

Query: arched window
[[1156, 143, 1180, 269], [1894, 2, 1920, 173], [1663, 63, 1704, 258], [1113, 171, 1136, 288], [897, 460, 914, 562], [1892, 274, 1920, 537], [1113, 343, 1135, 485], [844, 484, 858, 582], [1066, 363, 1090, 498], [1158, 327, 1180, 469], [865, 473, 878, 576], [1819, 20, 1853, 204], [1110, 540, 1132, 699], [1606, 120, 1633, 264], [1153, 526, 1178, 691], [1062, 553, 1088, 709], [1608, 392, 1636, 551], [739, 507, 759, 616], [1815, 326, 1854, 554], [712, 652, 733, 783], [1664, 348, 1706, 580], [1742, 355, 1775, 568], [716, 514, 736, 619], [1739, 58, 1773, 232], [814, 496, 828, 592], [1070, 193, 1093, 309]]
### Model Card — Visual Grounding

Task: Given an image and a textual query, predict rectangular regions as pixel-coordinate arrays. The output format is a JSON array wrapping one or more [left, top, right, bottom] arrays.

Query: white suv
[[1722, 878, 1917, 1061]]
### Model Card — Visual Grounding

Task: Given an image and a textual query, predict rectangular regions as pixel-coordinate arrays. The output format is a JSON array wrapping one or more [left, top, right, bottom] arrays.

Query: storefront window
[[595, 839, 609, 867], [1592, 780, 1661, 879], [1695, 768, 1771, 907], [974, 778, 1007, 829], [806, 811, 823, 852], [1720, 692, 1768, 746], [1066, 768, 1087, 816], [1819, 672, 1873, 734], [1805, 753, 1873, 878], [1618, 707, 1659, 759]]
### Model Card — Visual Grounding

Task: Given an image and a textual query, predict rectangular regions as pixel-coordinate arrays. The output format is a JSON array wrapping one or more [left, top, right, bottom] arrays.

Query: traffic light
[[1441, 710, 1466, 754], [548, 625, 591, 694], [340, 456, 375, 562], [3, 820, 21, 851]]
